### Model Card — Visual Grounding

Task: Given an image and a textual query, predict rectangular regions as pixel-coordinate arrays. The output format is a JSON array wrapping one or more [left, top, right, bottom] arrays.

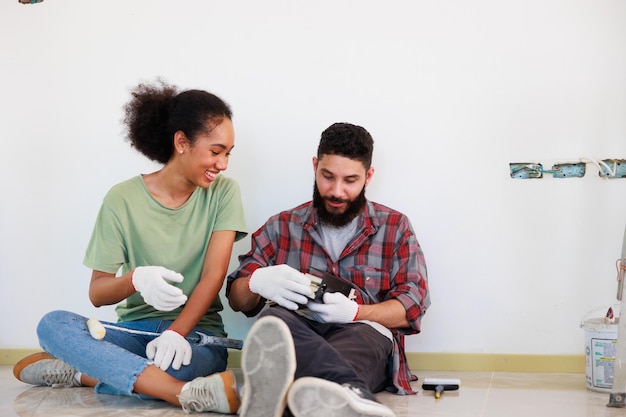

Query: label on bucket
[[590, 337, 616, 389]]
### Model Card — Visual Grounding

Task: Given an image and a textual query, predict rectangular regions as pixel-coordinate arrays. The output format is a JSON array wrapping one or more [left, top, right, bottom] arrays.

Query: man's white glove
[[306, 292, 359, 323], [248, 264, 312, 310], [132, 266, 187, 312], [146, 329, 192, 371]]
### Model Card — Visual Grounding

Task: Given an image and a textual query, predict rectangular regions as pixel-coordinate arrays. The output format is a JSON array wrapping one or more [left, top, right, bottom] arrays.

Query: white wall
[[1, 0, 625, 356]]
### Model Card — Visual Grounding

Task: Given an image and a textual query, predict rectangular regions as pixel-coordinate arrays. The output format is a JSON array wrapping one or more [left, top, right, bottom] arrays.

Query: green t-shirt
[[83, 174, 247, 335]]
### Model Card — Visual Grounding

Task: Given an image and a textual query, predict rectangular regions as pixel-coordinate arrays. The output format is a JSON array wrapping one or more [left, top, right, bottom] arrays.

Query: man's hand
[[146, 330, 192, 371], [306, 292, 359, 323], [131, 266, 188, 311], [248, 264, 312, 310]]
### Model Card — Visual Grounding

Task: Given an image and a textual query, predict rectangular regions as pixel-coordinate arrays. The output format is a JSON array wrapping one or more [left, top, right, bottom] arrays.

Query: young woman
[[13, 80, 247, 414]]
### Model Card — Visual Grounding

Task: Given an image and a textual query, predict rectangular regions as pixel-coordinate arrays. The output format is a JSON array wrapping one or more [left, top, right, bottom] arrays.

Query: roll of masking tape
[[87, 318, 106, 340]]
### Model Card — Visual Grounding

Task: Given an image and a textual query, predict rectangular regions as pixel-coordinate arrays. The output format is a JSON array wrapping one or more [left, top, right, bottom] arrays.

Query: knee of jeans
[[169, 349, 228, 381], [36, 310, 74, 339], [260, 306, 287, 319]]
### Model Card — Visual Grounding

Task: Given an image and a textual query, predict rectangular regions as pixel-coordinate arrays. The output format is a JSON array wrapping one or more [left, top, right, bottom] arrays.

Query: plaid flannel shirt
[[226, 200, 430, 394]]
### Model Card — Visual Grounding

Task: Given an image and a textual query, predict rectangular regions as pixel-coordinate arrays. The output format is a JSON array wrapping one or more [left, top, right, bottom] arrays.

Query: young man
[[227, 122, 430, 417]]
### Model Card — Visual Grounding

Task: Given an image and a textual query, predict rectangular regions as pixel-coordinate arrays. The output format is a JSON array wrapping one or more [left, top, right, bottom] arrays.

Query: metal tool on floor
[[86, 318, 244, 349], [422, 378, 460, 399], [608, 226, 626, 407]]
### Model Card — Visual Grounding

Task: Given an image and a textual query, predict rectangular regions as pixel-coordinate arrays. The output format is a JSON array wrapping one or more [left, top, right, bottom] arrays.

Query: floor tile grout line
[[478, 371, 495, 417]]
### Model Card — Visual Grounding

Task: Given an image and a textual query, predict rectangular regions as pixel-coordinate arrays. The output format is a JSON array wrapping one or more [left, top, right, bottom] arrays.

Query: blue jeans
[[37, 310, 228, 397]]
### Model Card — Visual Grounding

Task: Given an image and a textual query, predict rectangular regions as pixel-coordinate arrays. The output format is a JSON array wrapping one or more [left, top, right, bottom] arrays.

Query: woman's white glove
[[306, 292, 359, 323], [248, 264, 312, 310], [131, 266, 187, 311], [146, 330, 192, 371]]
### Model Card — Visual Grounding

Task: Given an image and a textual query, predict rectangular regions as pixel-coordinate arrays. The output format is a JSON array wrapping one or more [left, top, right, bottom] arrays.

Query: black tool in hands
[[305, 271, 355, 303]]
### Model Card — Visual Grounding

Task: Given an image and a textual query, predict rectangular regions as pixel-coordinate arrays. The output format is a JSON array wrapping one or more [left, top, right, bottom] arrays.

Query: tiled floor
[[1, 366, 624, 417]]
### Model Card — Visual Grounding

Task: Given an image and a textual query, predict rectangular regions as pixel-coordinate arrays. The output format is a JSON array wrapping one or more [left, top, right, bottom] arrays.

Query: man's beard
[[312, 181, 367, 227]]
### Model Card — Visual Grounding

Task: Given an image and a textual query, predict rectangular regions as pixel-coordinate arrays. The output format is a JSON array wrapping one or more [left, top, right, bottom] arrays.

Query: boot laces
[[43, 369, 75, 387], [180, 385, 216, 413]]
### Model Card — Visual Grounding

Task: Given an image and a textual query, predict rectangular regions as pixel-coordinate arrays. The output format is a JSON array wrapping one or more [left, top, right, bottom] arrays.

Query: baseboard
[[2, 349, 584, 374], [1, 349, 45, 366], [229, 351, 584, 373], [404, 352, 584, 373]]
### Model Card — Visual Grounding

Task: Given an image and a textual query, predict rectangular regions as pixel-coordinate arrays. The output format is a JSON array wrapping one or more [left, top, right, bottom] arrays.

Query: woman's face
[[184, 118, 235, 188]]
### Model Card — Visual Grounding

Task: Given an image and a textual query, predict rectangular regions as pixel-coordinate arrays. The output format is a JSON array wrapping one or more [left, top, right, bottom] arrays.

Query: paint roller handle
[[96, 321, 243, 349], [192, 332, 244, 350]]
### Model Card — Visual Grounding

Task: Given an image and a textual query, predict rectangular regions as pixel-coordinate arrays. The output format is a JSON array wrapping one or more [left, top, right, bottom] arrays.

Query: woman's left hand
[[146, 330, 192, 371]]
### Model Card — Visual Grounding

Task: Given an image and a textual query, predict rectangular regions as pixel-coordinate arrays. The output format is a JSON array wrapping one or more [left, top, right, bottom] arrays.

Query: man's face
[[312, 154, 374, 227]]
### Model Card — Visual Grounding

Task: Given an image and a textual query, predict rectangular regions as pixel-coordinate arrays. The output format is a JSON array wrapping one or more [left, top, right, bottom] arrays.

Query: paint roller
[[86, 318, 244, 349], [421, 378, 461, 398]]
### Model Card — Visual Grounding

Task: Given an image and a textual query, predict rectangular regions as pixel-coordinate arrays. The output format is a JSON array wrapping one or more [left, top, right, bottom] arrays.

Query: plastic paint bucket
[[582, 317, 618, 392]]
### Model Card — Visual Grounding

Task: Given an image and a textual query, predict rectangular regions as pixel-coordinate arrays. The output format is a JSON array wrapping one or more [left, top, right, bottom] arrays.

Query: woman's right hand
[[132, 266, 188, 311]]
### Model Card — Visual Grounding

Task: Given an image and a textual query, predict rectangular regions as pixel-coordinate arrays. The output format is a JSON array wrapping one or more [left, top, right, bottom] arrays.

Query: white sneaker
[[13, 352, 80, 388], [178, 370, 240, 414], [240, 315, 296, 417], [287, 377, 396, 417]]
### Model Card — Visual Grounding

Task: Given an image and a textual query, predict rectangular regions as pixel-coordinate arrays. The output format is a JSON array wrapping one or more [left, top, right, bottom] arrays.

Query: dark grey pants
[[260, 305, 393, 394]]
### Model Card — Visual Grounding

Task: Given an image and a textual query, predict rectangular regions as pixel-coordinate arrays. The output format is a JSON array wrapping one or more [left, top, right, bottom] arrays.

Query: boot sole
[[220, 370, 242, 414], [288, 377, 396, 417], [13, 352, 55, 382], [239, 316, 296, 417]]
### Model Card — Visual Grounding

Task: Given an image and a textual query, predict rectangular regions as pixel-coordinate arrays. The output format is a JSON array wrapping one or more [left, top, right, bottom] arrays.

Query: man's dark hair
[[316, 122, 374, 169]]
